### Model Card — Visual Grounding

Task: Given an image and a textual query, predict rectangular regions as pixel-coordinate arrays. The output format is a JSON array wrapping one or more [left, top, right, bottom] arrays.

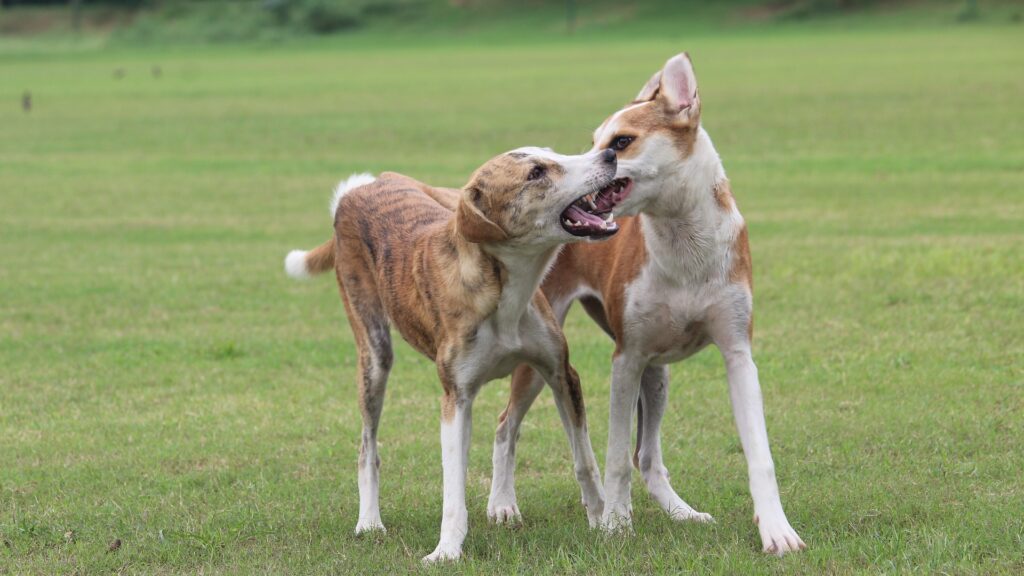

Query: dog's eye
[[527, 165, 546, 181], [610, 136, 635, 151]]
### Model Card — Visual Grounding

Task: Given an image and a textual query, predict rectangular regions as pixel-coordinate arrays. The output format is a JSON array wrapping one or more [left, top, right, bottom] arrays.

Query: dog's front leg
[[537, 354, 605, 527], [601, 352, 646, 532], [424, 384, 474, 563], [488, 364, 545, 524], [720, 345, 806, 555]]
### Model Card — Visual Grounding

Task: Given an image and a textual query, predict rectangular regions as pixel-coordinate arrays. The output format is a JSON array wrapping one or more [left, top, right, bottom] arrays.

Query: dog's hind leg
[[338, 263, 393, 535], [635, 365, 714, 523]]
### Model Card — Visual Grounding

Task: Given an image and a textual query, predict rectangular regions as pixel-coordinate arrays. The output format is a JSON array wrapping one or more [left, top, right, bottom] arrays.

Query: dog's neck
[[444, 226, 558, 329], [642, 127, 743, 282], [487, 243, 559, 328]]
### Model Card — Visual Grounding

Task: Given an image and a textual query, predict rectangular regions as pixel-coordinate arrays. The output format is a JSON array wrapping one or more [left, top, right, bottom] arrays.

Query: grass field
[[2, 11, 1023, 575]]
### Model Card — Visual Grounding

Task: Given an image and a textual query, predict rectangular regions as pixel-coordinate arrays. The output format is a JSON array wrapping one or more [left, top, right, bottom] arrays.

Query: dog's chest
[[623, 265, 720, 364], [455, 310, 556, 388]]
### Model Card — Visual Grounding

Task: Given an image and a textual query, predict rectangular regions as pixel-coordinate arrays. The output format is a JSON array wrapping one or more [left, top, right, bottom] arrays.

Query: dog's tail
[[284, 173, 376, 280], [285, 241, 334, 280]]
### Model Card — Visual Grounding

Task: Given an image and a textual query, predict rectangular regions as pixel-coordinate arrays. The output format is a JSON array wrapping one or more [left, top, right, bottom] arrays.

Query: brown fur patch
[[730, 225, 752, 291], [714, 180, 735, 211], [440, 391, 457, 423], [562, 347, 586, 427], [540, 216, 648, 352]]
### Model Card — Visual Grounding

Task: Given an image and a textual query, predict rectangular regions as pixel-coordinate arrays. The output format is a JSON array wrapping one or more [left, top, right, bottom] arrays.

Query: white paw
[[422, 545, 461, 564], [487, 503, 522, 525], [755, 513, 806, 556], [354, 519, 386, 535], [668, 507, 715, 524], [600, 509, 633, 534]]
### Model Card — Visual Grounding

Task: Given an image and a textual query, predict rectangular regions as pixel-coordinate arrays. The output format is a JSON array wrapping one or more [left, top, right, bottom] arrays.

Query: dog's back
[[334, 172, 452, 265], [331, 173, 459, 357]]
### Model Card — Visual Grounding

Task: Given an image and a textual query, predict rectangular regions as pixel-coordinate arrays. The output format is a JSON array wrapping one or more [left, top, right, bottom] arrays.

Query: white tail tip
[[285, 250, 310, 280]]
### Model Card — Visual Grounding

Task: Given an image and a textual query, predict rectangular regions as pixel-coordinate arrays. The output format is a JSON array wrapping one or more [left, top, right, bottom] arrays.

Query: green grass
[[2, 16, 1023, 576]]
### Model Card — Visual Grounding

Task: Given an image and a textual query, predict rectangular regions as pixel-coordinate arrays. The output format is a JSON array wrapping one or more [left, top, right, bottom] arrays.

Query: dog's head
[[591, 52, 708, 216], [455, 147, 630, 247]]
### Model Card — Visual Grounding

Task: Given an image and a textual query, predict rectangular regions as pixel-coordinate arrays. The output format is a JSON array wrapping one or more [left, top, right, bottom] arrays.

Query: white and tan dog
[[488, 54, 806, 555], [285, 147, 631, 562]]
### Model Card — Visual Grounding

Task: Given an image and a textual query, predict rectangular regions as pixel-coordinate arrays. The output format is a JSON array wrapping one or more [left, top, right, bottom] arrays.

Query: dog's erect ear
[[635, 70, 662, 102], [658, 53, 699, 119], [456, 192, 508, 244]]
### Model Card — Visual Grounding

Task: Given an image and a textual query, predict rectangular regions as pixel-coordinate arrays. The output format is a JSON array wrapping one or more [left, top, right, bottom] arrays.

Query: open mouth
[[560, 178, 633, 237]]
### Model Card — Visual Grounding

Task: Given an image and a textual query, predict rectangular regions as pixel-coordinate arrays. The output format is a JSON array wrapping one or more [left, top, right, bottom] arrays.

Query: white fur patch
[[330, 173, 376, 218], [284, 249, 310, 280]]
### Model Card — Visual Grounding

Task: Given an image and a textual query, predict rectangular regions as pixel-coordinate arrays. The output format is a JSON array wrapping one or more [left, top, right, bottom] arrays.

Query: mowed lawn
[[2, 25, 1023, 575]]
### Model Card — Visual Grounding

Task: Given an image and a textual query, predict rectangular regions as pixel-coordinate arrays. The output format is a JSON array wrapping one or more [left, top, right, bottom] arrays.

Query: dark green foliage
[[781, 0, 882, 20], [300, 1, 361, 34]]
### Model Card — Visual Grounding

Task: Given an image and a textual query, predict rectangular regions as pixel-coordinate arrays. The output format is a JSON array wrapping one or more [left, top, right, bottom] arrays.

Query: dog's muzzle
[[560, 177, 633, 238]]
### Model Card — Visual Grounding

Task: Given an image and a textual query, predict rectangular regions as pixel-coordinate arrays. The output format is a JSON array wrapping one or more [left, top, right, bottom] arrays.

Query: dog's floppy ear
[[658, 52, 700, 119], [635, 69, 662, 102], [456, 189, 507, 244]]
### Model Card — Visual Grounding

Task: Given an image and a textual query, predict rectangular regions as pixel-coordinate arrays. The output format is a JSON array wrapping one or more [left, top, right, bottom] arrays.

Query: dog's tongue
[[564, 204, 607, 227]]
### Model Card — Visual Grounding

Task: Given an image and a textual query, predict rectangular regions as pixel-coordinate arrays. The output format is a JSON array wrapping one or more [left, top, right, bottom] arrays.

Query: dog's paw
[[586, 507, 603, 529], [600, 509, 634, 535], [487, 504, 522, 525], [354, 519, 386, 535], [669, 507, 715, 524], [755, 512, 806, 556], [422, 545, 461, 564]]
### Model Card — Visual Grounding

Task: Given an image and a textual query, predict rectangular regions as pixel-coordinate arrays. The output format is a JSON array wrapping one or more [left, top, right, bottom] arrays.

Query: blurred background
[[0, 0, 1020, 44], [1, 1, 1022, 574]]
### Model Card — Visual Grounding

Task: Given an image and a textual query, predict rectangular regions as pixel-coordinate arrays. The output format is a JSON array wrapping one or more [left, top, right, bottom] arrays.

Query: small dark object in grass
[[152, 65, 162, 78], [108, 538, 121, 552], [22, 91, 30, 113], [113, 69, 125, 80]]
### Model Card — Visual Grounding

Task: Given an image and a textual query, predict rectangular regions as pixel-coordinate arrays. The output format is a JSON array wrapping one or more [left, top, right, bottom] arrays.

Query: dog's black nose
[[601, 148, 616, 164]]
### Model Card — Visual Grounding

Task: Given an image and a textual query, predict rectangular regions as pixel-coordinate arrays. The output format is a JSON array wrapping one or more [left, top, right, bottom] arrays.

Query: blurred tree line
[[0, 1, 990, 34], [0, 0, 144, 6]]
